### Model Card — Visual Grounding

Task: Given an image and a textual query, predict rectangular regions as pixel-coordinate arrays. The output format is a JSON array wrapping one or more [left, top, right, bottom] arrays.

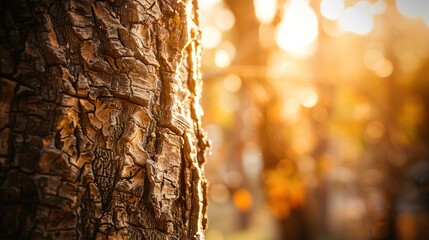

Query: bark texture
[[0, 0, 209, 239]]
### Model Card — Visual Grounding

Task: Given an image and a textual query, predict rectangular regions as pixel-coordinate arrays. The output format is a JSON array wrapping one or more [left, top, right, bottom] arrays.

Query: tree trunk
[[0, 0, 208, 239]]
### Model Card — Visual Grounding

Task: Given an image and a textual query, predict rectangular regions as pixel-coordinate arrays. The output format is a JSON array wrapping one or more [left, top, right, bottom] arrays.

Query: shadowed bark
[[0, 0, 208, 239]]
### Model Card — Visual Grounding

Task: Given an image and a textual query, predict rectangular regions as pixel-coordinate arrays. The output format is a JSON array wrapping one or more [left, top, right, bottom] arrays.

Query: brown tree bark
[[0, 0, 209, 239]]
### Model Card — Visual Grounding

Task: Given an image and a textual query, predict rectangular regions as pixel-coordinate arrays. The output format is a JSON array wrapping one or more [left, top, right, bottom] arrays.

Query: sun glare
[[320, 0, 344, 21], [275, 0, 318, 57], [254, 0, 278, 24], [339, 1, 374, 35], [199, 0, 222, 11]]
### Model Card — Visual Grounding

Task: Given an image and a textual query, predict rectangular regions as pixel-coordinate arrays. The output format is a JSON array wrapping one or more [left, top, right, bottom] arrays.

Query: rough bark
[[0, 0, 209, 239]]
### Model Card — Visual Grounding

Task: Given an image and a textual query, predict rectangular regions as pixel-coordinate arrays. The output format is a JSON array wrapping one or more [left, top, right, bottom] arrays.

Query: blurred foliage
[[200, 0, 429, 239]]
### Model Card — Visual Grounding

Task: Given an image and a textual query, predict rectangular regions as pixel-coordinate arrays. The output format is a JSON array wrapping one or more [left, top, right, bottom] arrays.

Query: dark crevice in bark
[[179, 144, 190, 238]]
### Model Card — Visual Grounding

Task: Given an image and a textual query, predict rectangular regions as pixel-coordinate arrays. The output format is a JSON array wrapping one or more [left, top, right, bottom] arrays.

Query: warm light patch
[[201, 26, 222, 49], [322, 19, 343, 36], [199, 0, 222, 11], [223, 74, 242, 92], [277, 159, 295, 176], [205, 230, 225, 240], [233, 188, 253, 212], [210, 183, 230, 204], [339, 1, 373, 35], [292, 125, 316, 155], [213, 9, 235, 31], [242, 107, 262, 126], [373, 58, 393, 78], [218, 92, 239, 112], [345, 198, 366, 220], [214, 49, 232, 68], [320, 0, 344, 21], [400, 94, 424, 126], [259, 23, 276, 48], [372, 0, 387, 15], [312, 105, 329, 122], [298, 155, 315, 173], [242, 142, 263, 179], [264, 170, 306, 219], [254, 0, 278, 24], [353, 102, 372, 121], [218, 41, 236, 60], [224, 171, 243, 188], [363, 49, 384, 71], [299, 88, 318, 108], [281, 98, 301, 123], [366, 120, 386, 142], [275, 0, 318, 57]]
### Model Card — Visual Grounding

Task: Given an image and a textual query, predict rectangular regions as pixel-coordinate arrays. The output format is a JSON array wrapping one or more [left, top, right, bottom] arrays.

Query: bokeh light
[[223, 74, 242, 92], [396, 0, 427, 18], [201, 0, 429, 239], [320, 0, 344, 21], [201, 26, 222, 49], [199, 0, 222, 11], [254, 0, 277, 24], [299, 87, 318, 108], [214, 49, 232, 68], [233, 188, 253, 212], [339, 1, 374, 35], [213, 8, 236, 31], [275, 0, 318, 56]]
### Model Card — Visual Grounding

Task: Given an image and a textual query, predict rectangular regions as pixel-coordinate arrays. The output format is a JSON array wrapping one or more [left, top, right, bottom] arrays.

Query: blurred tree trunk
[[224, 0, 308, 239], [223, 0, 264, 230], [0, 0, 209, 239]]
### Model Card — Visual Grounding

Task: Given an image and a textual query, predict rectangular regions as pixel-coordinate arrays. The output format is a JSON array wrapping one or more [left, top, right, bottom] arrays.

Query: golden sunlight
[[299, 87, 318, 108], [275, 0, 318, 57], [214, 49, 232, 68], [282, 98, 301, 124], [199, 0, 222, 11], [201, 26, 222, 49], [254, 0, 278, 24], [223, 74, 242, 92], [201, 0, 429, 239], [213, 8, 235, 31]]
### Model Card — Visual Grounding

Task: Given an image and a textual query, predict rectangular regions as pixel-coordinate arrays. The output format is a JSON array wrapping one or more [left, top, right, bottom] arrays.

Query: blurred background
[[198, 0, 429, 239]]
